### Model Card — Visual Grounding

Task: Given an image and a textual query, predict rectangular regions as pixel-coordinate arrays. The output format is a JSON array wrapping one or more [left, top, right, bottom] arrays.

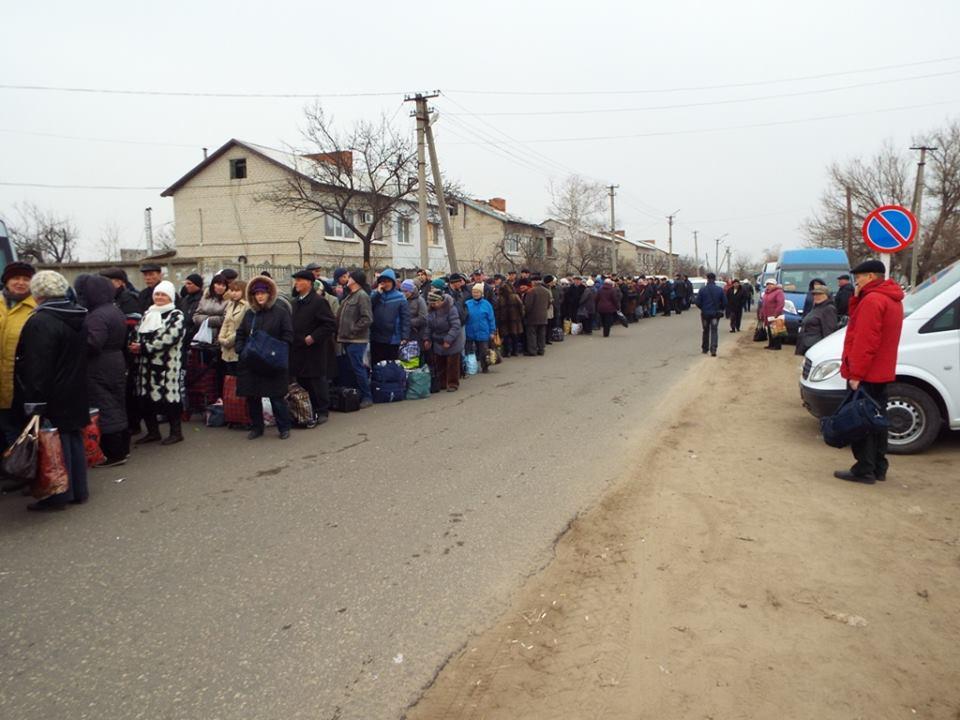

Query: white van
[[799, 259, 960, 454]]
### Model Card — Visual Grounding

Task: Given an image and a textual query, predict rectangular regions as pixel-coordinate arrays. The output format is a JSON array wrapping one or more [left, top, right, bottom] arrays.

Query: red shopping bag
[[83, 410, 106, 468], [34, 427, 69, 500]]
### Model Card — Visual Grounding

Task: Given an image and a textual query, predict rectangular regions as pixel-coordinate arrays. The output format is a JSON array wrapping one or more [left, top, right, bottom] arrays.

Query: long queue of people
[[0, 260, 700, 513]]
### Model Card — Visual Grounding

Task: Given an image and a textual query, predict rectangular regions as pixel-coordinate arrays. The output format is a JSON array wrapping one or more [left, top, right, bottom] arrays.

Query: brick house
[[541, 218, 677, 275], [447, 197, 554, 273], [161, 139, 450, 273]]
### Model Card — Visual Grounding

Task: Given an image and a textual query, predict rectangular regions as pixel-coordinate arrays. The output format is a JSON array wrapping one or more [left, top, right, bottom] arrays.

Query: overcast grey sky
[[3, 0, 959, 264]]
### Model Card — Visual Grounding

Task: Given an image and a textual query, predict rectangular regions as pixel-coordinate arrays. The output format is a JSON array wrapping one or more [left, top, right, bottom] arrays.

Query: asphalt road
[[0, 310, 709, 720]]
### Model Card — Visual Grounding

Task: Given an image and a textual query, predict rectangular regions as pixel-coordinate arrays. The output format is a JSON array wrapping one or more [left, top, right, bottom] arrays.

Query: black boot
[[135, 408, 162, 444], [161, 405, 184, 445]]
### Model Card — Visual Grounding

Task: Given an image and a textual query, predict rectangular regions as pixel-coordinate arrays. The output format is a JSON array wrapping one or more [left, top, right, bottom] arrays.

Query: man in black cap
[[179, 273, 204, 345], [835, 259, 904, 484], [447, 273, 470, 327], [137, 262, 164, 314], [290, 270, 336, 425], [507, 269, 518, 288], [470, 268, 496, 305], [100, 267, 141, 315], [835, 273, 854, 318]]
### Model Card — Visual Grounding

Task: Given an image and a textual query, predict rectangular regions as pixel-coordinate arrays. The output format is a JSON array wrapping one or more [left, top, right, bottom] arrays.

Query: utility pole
[[608, 185, 619, 274], [406, 93, 439, 271], [909, 145, 936, 287], [844, 186, 853, 259], [422, 105, 458, 274], [666, 209, 680, 276], [692, 230, 699, 274], [714, 233, 728, 272], [144, 207, 153, 255]]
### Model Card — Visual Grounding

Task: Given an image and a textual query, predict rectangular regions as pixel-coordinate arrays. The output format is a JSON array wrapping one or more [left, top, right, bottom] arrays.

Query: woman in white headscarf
[[130, 280, 185, 445]]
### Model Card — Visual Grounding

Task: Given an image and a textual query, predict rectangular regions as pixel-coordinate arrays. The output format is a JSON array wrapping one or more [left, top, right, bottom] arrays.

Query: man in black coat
[[290, 270, 337, 424], [14, 271, 90, 511], [102, 267, 145, 435], [835, 274, 854, 318]]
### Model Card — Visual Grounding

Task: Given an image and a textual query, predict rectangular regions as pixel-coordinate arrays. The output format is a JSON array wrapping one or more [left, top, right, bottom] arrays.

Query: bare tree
[[97, 221, 122, 262], [802, 122, 960, 280], [153, 224, 176, 253], [760, 244, 781, 264], [732, 250, 756, 279], [548, 175, 609, 274], [260, 104, 418, 270], [8, 202, 78, 263]]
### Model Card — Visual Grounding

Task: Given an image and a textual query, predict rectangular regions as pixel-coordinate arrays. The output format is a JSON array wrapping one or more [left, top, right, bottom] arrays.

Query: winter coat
[[337, 287, 372, 344], [370, 270, 411, 345], [695, 282, 727, 318], [760, 287, 785, 321], [562, 284, 583, 320], [725, 286, 747, 315], [0, 292, 36, 409], [449, 286, 470, 327], [841, 279, 904, 384], [115, 287, 141, 316], [76, 275, 128, 434], [136, 307, 185, 404], [796, 299, 838, 356], [14, 298, 89, 432], [236, 276, 294, 398], [835, 283, 854, 317], [427, 295, 465, 356], [497, 285, 525, 336], [596, 285, 620, 315], [218, 299, 248, 363], [523, 284, 552, 325], [621, 282, 639, 317], [290, 290, 337, 379], [577, 286, 597, 318], [406, 294, 428, 342], [548, 283, 562, 321], [179, 290, 202, 345], [192, 293, 228, 335], [464, 297, 496, 341]]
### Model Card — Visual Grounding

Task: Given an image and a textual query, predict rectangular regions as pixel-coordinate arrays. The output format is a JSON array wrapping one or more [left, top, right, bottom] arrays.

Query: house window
[[229, 158, 247, 180], [546, 237, 555, 257], [505, 234, 520, 255], [325, 210, 355, 240], [428, 221, 442, 246], [396, 216, 411, 245]]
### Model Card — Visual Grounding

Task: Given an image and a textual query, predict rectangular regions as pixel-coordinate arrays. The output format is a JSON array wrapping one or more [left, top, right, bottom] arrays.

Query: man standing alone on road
[[694, 272, 726, 356], [835, 260, 904, 484]]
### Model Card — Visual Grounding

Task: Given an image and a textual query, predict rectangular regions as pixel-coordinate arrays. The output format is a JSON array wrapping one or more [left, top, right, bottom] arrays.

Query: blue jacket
[[370, 269, 411, 344], [695, 281, 726, 317], [464, 297, 496, 341]]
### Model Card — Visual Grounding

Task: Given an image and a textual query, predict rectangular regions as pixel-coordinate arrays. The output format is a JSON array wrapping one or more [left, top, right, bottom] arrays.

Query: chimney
[[614, 229, 625, 238], [487, 197, 506, 212], [305, 150, 354, 174], [202, 147, 208, 159]]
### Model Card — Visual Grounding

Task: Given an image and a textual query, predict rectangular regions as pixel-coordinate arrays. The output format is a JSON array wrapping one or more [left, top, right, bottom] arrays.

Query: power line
[[0, 181, 164, 191], [442, 98, 960, 144], [0, 128, 200, 148], [0, 84, 406, 99], [444, 54, 960, 96], [447, 69, 960, 117]]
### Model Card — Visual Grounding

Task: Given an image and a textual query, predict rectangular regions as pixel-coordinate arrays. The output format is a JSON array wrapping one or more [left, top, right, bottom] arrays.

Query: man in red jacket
[[836, 259, 904, 483]]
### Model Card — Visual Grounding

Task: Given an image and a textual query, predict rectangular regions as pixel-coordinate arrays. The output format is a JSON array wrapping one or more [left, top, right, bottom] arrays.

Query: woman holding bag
[[131, 281, 186, 445], [235, 276, 294, 440]]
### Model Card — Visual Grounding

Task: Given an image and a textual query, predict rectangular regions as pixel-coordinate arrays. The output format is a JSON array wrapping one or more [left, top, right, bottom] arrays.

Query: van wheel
[[886, 383, 942, 455]]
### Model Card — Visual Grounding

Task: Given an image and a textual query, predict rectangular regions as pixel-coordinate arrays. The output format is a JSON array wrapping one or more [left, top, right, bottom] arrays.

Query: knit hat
[[29, 270, 69, 299], [400, 279, 417, 293], [586, 279, 595, 287], [431, 278, 447, 290], [543, 274, 555, 284], [152, 280, 177, 303], [349, 270, 367, 288], [764, 278, 777, 286], [2, 261, 35, 285], [186, 273, 203, 288], [428, 290, 444, 303], [249, 279, 271, 294], [811, 283, 830, 295], [333, 267, 348, 283], [471, 283, 484, 295]]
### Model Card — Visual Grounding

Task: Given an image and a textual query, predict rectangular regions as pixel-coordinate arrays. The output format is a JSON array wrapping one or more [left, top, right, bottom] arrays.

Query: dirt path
[[406, 333, 960, 720]]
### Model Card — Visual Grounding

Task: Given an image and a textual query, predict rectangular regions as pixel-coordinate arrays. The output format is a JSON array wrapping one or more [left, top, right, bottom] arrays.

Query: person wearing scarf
[[130, 280, 185, 445]]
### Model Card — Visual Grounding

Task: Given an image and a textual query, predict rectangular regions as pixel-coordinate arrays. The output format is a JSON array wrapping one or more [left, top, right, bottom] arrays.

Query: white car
[[800, 259, 960, 454]]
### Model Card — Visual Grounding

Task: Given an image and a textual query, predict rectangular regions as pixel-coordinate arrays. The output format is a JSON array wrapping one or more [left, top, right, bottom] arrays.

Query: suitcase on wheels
[[223, 375, 251, 426]]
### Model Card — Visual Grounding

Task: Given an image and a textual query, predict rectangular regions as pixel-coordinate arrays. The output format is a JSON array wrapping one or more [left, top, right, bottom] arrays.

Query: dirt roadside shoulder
[[406, 333, 960, 720]]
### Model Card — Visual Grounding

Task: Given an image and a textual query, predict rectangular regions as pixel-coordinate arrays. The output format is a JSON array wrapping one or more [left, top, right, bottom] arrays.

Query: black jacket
[[796, 299, 839, 356], [236, 277, 294, 399], [289, 291, 337, 379], [76, 275, 128, 434], [835, 283, 854, 316], [14, 298, 90, 432]]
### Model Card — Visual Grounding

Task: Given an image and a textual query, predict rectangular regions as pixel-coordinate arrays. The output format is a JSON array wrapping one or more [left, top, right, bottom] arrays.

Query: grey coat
[[427, 295, 465, 356], [406, 294, 429, 342], [523, 285, 552, 325], [577, 286, 597, 318], [337, 288, 372, 343]]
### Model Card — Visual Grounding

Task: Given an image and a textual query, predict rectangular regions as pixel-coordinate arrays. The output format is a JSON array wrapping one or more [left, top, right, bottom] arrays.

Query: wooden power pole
[[608, 184, 619, 274], [909, 145, 936, 287], [422, 104, 458, 274]]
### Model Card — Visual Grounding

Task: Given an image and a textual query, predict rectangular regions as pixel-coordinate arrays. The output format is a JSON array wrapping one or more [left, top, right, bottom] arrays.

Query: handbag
[[35, 427, 69, 500], [820, 387, 890, 448], [1, 414, 40, 486], [241, 315, 288, 374], [752, 323, 768, 342], [191, 318, 215, 346], [83, 411, 106, 467], [771, 316, 788, 337]]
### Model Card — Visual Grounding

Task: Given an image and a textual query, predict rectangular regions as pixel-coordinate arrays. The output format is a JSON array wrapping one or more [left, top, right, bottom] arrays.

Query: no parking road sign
[[861, 204, 917, 254]]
